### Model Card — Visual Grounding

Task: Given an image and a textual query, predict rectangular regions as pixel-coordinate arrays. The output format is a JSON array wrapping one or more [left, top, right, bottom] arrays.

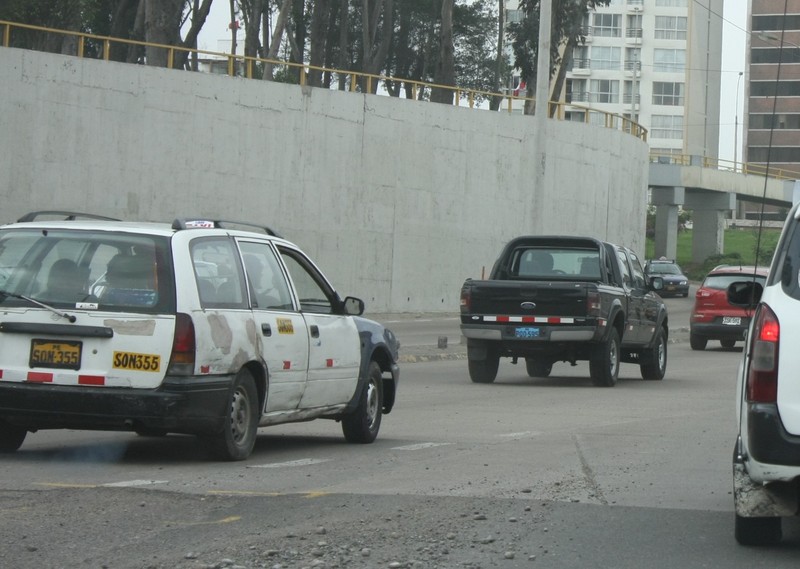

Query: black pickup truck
[[459, 236, 669, 386]]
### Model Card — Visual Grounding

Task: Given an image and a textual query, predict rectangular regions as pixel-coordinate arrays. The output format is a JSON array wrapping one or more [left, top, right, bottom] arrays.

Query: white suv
[[732, 201, 800, 544], [0, 212, 400, 461]]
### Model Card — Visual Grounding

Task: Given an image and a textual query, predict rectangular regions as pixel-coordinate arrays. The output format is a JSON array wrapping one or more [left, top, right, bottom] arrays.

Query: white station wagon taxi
[[0, 212, 400, 460]]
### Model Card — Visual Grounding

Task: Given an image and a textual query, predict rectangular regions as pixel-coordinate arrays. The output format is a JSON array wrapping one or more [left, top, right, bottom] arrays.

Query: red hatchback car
[[689, 265, 769, 350]]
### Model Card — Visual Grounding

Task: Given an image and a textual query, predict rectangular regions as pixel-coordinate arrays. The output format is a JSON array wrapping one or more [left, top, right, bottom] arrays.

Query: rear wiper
[[0, 290, 77, 323]]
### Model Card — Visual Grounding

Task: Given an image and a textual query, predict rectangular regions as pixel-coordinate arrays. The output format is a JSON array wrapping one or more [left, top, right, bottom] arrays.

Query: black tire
[[207, 369, 259, 461], [525, 358, 552, 378], [690, 333, 707, 351], [640, 326, 667, 380], [590, 328, 620, 387], [721, 338, 737, 349], [735, 514, 782, 546], [0, 419, 26, 453], [468, 352, 499, 383], [342, 361, 383, 443]]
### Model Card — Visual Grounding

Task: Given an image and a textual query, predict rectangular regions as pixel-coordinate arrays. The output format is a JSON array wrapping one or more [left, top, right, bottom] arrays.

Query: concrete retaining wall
[[1, 47, 649, 313]]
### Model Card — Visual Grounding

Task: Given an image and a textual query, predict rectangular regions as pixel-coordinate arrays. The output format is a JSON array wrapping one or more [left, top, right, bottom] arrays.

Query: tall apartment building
[[746, 0, 800, 176], [506, 0, 723, 159]]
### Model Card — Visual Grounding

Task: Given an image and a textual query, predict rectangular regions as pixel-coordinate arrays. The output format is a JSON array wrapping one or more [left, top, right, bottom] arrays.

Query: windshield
[[647, 263, 682, 275], [0, 229, 174, 313]]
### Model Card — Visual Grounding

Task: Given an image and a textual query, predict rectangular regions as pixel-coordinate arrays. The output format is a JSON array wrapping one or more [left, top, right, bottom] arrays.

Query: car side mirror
[[343, 296, 365, 316], [727, 281, 763, 308], [648, 276, 664, 291]]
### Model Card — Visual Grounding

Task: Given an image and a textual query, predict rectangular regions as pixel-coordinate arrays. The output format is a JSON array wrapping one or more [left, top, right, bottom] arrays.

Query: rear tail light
[[587, 291, 601, 317], [460, 287, 470, 314], [167, 312, 196, 375], [746, 304, 780, 403]]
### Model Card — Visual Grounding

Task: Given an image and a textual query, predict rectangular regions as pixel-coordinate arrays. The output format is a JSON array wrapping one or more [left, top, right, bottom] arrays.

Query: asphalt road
[[5, 289, 797, 569]]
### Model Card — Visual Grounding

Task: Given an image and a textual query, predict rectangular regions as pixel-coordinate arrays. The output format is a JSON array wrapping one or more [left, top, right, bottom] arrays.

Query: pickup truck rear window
[[509, 247, 601, 279]]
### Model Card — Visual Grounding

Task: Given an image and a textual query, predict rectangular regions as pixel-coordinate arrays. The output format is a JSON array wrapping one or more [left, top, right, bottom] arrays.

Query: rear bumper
[[747, 403, 800, 466], [0, 374, 235, 435], [690, 321, 748, 341]]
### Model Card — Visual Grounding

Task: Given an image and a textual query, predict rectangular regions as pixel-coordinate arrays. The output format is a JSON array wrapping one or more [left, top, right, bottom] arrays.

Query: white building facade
[[505, 0, 723, 158]]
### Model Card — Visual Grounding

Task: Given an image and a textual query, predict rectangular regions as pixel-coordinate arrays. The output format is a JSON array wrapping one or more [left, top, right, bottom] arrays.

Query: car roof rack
[[16, 211, 121, 222], [172, 218, 282, 238]]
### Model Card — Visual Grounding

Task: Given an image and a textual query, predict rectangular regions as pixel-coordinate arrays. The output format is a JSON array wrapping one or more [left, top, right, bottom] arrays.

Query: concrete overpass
[[648, 155, 800, 263]]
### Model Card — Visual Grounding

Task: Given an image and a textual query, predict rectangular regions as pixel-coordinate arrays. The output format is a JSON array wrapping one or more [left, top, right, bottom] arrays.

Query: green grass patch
[[645, 227, 780, 281]]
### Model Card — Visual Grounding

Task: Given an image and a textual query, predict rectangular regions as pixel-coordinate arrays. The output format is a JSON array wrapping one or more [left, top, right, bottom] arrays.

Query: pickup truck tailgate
[[463, 280, 589, 319]]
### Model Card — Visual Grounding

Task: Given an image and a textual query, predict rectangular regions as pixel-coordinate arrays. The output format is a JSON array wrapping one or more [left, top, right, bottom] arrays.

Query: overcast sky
[[195, 2, 748, 163]]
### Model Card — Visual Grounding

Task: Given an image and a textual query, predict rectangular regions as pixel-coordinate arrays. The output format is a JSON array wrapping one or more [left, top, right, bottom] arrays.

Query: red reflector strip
[[27, 371, 53, 383], [483, 316, 575, 324], [283, 361, 291, 370], [78, 375, 105, 386], [326, 359, 334, 368]]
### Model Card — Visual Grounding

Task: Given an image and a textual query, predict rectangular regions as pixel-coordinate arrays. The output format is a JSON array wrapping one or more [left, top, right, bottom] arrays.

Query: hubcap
[[365, 380, 378, 428], [229, 387, 250, 443]]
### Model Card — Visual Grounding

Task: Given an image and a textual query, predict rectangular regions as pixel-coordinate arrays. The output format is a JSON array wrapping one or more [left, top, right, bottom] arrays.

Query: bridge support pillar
[[684, 191, 736, 264], [650, 186, 684, 260]]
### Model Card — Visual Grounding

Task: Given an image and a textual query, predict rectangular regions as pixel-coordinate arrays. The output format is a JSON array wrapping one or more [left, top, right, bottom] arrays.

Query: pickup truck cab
[[460, 236, 668, 386]]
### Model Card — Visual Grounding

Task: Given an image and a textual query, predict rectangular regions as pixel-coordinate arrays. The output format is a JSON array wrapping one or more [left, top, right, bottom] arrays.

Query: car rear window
[[509, 247, 601, 279], [703, 273, 766, 290], [773, 217, 800, 300], [0, 229, 175, 313]]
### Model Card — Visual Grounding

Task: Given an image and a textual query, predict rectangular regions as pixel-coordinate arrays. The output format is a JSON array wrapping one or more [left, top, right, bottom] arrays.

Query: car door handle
[[310, 325, 319, 338], [261, 323, 272, 337]]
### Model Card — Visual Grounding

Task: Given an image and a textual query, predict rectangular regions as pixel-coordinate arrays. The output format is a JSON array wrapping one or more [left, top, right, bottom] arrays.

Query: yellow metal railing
[[650, 153, 800, 181], [0, 19, 647, 141]]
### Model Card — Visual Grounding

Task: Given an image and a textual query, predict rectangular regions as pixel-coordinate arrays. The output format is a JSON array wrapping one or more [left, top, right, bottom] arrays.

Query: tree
[[508, 0, 610, 114], [361, 0, 392, 93], [430, 0, 454, 104]]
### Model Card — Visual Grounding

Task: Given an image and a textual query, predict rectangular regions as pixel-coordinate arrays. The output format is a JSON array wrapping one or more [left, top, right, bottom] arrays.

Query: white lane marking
[[498, 431, 542, 439], [391, 442, 452, 451], [103, 480, 169, 487], [249, 458, 332, 469]]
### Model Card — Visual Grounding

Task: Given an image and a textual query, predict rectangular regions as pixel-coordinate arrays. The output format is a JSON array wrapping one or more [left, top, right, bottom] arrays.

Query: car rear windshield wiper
[[0, 290, 77, 323]]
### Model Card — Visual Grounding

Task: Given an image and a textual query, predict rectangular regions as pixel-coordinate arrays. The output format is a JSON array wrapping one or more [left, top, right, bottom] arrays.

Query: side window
[[778, 220, 800, 300], [278, 247, 336, 314], [190, 237, 247, 308], [616, 250, 632, 288], [238, 241, 294, 310], [628, 251, 647, 289]]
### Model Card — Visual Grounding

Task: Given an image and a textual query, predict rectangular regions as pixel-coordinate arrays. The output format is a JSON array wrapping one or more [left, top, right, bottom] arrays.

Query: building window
[[590, 79, 619, 103], [592, 13, 621, 38], [753, 15, 800, 31], [654, 16, 687, 40], [623, 81, 640, 104], [590, 46, 621, 70], [567, 79, 588, 103], [572, 46, 589, 70], [651, 115, 683, 139], [655, 0, 688, 6], [653, 49, 685, 72], [627, 15, 642, 38], [748, 147, 800, 163], [749, 113, 800, 129], [652, 82, 685, 105], [751, 48, 800, 64], [751, 81, 800, 97], [625, 48, 641, 71]]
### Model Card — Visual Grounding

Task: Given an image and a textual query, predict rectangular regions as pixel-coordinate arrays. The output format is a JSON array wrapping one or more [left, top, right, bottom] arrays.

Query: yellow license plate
[[30, 339, 82, 370], [112, 351, 161, 372]]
